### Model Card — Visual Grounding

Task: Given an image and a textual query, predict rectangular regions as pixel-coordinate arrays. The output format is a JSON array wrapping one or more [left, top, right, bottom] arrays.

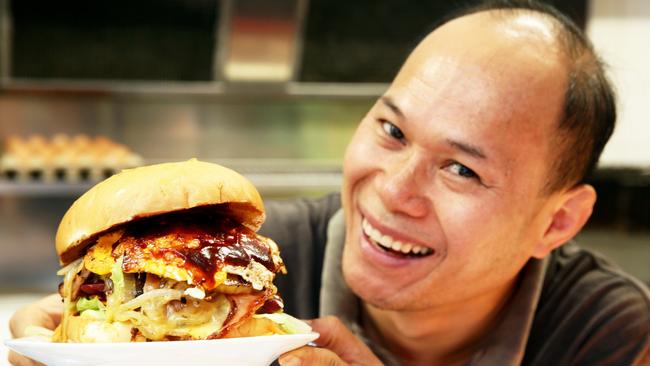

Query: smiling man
[[272, 1, 649, 365], [9, 1, 650, 366]]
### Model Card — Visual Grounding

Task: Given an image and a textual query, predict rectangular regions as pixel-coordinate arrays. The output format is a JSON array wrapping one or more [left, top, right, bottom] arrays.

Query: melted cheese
[[83, 230, 123, 275]]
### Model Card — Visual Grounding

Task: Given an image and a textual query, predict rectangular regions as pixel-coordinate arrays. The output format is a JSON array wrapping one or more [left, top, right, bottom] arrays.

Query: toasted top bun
[[56, 159, 265, 265]]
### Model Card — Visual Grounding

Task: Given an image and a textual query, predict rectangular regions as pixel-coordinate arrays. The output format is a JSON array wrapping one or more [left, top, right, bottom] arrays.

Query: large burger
[[52, 159, 308, 342]]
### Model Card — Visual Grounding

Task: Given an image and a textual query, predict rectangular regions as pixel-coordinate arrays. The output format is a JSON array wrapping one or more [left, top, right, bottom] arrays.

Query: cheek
[[343, 124, 380, 195], [435, 193, 534, 275]]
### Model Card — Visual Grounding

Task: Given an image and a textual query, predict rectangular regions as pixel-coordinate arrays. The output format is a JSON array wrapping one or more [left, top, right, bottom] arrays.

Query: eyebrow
[[381, 95, 488, 161], [446, 139, 488, 160], [380, 96, 405, 119]]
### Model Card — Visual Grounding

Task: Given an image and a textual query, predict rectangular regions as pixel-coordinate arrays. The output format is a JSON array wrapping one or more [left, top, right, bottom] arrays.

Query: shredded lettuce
[[76, 297, 103, 313], [253, 313, 312, 334], [56, 257, 85, 342], [111, 256, 125, 299], [56, 257, 83, 276], [79, 309, 106, 321], [106, 256, 125, 321]]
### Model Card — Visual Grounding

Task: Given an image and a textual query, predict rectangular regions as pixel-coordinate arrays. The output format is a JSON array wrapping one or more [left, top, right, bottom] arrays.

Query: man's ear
[[532, 184, 596, 259]]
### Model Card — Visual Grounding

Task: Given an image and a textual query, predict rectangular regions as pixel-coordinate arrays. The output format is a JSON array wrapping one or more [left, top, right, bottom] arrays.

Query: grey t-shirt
[[261, 194, 650, 365]]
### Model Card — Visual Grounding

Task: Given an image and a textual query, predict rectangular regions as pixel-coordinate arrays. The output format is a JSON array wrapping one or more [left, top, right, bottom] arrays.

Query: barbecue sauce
[[116, 207, 278, 289]]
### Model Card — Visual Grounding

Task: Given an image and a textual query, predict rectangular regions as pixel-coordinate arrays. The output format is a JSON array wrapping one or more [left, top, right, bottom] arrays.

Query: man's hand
[[278, 316, 383, 366], [8, 294, 62, 366]]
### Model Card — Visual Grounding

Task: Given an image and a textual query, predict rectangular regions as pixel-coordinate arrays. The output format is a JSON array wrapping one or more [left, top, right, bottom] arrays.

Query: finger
[[9, 294, 62, 338], [311, 316, 351, 349], [8, 350, 44, 366], [279, 346, 347, 366], [309, 316, 381, 364]]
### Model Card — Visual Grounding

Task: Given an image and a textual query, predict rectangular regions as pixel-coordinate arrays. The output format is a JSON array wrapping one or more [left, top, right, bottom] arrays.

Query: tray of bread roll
[[0, 134, 143, 184]]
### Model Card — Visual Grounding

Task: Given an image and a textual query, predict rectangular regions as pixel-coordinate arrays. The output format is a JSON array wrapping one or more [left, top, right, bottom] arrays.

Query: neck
[[363, 278, 518, 366]]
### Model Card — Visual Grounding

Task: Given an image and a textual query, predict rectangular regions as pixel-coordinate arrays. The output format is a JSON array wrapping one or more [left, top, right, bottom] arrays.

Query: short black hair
[[435, 0, 616, 193]]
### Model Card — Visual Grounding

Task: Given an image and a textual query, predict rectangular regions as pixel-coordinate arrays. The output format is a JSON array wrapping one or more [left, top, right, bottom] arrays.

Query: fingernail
[[279, 355, 302, 366]]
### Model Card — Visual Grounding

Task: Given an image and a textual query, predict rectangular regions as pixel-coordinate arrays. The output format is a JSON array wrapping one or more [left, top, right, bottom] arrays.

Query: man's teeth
[[362, 218, 433, 256]]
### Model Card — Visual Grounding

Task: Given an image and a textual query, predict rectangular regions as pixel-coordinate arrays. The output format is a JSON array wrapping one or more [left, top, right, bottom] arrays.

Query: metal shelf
[[0, 79, 386, 99], [0, 181, 93, 197], [0, 171, 342, 197], [246, 172, 342, 193]]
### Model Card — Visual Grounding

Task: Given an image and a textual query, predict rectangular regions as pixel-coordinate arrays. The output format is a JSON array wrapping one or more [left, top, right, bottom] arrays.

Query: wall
[[588, 0, 650, 167]]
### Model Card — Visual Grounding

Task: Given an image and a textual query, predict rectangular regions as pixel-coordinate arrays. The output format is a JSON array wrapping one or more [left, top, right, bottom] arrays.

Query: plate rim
[[5, 331, 320, 348]]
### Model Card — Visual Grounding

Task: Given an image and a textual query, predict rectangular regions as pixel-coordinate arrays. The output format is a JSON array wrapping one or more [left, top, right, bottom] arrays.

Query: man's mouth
[[362, 217, 434, 257]]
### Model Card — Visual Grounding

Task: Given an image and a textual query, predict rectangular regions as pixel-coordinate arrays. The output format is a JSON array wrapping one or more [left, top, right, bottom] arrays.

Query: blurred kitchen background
[[0, 0, 648, 346]]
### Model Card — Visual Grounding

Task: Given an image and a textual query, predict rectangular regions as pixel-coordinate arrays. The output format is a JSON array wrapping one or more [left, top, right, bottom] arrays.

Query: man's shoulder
[[542, 244, 650, 313], [525, 244, 650, 365], [260, 193, 342, 319], [263, 193, 341, 227]]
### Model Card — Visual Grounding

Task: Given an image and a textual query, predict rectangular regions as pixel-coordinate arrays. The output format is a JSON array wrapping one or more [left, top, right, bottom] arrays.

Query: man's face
[[341, 12, 568, 310]]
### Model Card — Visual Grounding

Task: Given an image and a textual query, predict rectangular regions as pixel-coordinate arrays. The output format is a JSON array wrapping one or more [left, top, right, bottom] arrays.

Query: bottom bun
[[54, 316, 132, 343], [53, 312, 312, 343]]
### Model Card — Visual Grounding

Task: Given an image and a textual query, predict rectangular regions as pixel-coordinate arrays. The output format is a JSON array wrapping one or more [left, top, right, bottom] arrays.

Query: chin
[[343, 268, 414, 311], [341, 240, 412, 311]]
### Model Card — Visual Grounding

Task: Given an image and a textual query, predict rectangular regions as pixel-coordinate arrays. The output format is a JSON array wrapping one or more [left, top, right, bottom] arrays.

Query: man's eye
[[381, 121, 405, 141], [447, 162, 478, 179]]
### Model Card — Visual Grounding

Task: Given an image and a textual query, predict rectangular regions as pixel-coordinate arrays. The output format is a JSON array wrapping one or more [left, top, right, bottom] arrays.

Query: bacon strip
[[70, 268, 90, 301], [210, 289, 272, 339]]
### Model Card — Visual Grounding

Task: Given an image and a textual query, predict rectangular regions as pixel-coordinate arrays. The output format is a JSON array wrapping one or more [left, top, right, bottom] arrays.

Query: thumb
[[279, 346, 347, 366], [309, 316, 382, 365]]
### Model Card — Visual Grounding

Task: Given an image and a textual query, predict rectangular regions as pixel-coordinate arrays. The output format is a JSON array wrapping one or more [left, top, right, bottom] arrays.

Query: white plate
[[5, 333, 319, 366]]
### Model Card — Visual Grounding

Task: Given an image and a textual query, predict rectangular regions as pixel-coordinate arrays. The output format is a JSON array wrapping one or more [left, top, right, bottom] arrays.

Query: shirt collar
[[319, 209, 549, 365]]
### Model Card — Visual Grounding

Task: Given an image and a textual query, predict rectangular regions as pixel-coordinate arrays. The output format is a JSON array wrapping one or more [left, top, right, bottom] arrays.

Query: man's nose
[[377, 156, 429, 218]]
